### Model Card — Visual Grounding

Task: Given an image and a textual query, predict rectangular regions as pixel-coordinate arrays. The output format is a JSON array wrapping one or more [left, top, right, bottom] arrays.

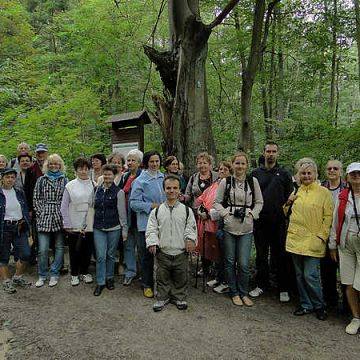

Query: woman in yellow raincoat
[[285, 158, 333, 320]]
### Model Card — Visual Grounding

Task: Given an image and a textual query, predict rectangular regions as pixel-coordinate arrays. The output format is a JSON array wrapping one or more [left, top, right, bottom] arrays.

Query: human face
[[0, 157, 6, 169], [168, 159, 179, 174], [148, 155, 160, 172], [48, 159, 61, 172], [218, 165, 231, 179], [19, 157, 31, 171], [92, 158, 102, 171], [263, 144, 278, 166], [110, 156, 124, 174], [299, 167, 316, 186], [197, 158, 210, 175], [18, 144, 30, 153], [76, 166, 90, 180], [232, 156, 248, 177], [164, 179, 180, 202], [103, 170, 115, 186], [36, 151, 48, 162], [2, 173, 16, 189], [348, 171, 360, 188], [127, 155, 140, 172], [326, 161, 341, 182]]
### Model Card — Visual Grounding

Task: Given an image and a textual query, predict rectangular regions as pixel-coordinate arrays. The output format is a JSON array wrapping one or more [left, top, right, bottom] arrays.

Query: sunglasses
[[327, 167, 339, 171], [349, 171, 360, 176]]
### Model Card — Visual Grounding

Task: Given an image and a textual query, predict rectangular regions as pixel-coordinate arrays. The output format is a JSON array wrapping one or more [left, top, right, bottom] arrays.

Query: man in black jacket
[[249, 142, 294, 302]]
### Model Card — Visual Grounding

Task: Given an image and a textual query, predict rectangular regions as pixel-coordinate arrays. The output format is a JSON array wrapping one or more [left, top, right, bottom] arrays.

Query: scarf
[[46, 170, 64, 181]]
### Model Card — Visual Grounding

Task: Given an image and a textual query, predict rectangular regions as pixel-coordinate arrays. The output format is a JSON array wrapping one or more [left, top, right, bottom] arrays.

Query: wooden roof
[[106, 110, 151, 128]]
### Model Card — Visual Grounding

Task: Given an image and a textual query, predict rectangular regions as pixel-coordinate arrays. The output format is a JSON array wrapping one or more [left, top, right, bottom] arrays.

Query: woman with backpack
[[214, 152, 263, 307], [329, 162, 360, 334]]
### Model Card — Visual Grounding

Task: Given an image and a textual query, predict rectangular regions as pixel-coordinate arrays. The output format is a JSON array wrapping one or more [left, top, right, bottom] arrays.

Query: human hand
[[185, 240, 195, 253], [286, 193, 298, 205], [330, 249, 338, 262], [148, 245, 157, 255]]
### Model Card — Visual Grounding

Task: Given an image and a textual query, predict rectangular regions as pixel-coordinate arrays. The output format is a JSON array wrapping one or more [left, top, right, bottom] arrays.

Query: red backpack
[[336, 188, 350, 244]]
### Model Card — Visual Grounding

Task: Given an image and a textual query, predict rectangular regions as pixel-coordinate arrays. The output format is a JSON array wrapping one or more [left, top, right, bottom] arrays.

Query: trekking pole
[[202, 221, 207, 293], [194, 250, 200, 288]]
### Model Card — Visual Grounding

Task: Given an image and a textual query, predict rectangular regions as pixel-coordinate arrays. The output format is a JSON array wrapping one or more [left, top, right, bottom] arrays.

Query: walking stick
[[202, 223, 207, 293]]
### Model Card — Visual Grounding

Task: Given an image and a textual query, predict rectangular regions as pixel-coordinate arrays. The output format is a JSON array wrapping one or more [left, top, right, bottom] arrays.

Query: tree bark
[[329, 0, 337, 121], [354, 0, 360, 94]]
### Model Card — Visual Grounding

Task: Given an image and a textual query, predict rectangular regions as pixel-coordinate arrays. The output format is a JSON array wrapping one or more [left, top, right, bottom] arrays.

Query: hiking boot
[[315, 308, 328, 321], [249, 287, 264, 298], [106, 278, 115, 290], [231, 296, 243, 306], [143, 287, 154, 298], [71, 276, 80, 286], [49, 277, 58, 287], [81, 274, 93, 284], [35, 278, 46, 288], [94, 285, 105, 296], [242, 296, 254, 307], [3, 280, 16, 294], [345, 318, 360, 335], [279, 292, 290, 303], [213, 283, 229, 294], [153, 299, 170, 312], [12, 276, 31, 288]]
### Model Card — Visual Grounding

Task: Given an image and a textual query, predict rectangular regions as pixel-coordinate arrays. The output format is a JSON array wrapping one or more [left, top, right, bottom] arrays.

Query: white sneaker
[[279, 292, 290, 303], [345, 318, 360, 335], [81, 274, 93, 284], [35, 278, 45, 288], [206, 279, 218, 288], [49, 277, 58, 287], [213, 283, 229, 294], [71, 276, 80, 286], [249, 287, 264, 298]]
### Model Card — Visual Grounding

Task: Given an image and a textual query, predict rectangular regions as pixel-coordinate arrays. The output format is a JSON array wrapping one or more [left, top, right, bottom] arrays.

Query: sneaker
[[249, 287, 264, 298], [71, 276, 80, 286], [81, 274, 93, 284], [231, 295, 243, 306], [213, 283, 229, 294], [143, 287, 154, 298], [49, 277, 58, 287], [206, 279, 219, 288], [12, 276, 31, 288], [242, 296, 254, 307], [153, 299, 170, 312], [3, 280, 16, 294], [123, 277, 134, 286], [293, 307, 313, 316], [106, 278, 115, 290], [315, 308, 328, 321], [279, 292, 290, 303], [173, 300, 188, 310], [35, 278, 46, 288], [345, 318, 360, 335]]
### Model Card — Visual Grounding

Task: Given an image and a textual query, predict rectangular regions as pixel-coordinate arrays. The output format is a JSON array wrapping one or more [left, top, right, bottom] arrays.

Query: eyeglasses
[[349, 171, 360, 176], [327, 167, 339, 171]]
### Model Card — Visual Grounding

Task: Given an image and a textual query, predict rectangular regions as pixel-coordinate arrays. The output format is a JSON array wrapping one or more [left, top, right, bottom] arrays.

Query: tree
[[144, 0, 240, 174]]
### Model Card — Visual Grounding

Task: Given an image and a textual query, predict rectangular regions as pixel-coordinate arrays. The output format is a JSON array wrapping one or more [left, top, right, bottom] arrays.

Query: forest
[[0, 0, 359, 175]]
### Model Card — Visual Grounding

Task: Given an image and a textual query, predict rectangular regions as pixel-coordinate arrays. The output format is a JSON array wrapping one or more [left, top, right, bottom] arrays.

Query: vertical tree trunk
[[329, 0, 337, 121], [354, 0, 360, 94]]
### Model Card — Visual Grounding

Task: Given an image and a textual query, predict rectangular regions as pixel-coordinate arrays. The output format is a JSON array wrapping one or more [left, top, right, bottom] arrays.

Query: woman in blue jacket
[[130, 150, 166, 298]]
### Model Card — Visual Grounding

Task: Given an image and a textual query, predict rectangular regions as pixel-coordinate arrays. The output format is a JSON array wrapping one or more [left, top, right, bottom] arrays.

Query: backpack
[[222, 175, 255, 209], [155, 203, 191, 226]]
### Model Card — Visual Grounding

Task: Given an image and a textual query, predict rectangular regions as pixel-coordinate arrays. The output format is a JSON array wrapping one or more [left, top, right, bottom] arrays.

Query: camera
[[233, 207, 246, 222]]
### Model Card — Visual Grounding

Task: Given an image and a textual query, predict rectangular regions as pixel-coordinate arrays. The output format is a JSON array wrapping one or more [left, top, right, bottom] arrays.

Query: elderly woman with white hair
[[119, 149, 143, 286], [33, 154, 68, 288], [0, 155, 8, 175], [285, 158, 333, 320]]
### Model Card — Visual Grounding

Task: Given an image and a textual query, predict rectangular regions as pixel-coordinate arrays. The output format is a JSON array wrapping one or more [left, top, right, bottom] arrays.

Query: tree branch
[[208, 0, 241, 30]]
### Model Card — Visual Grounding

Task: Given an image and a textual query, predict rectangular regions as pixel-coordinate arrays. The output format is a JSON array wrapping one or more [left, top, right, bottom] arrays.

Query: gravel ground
[[1, 263, 359, 360]]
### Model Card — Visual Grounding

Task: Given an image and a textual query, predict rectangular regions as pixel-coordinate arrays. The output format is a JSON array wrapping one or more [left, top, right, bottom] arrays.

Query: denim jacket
[[0, 188, 30, 243]]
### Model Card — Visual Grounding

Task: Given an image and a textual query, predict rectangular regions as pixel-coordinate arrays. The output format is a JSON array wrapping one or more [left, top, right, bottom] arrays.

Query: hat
[[346, 162, 360, 174], [1, 168, 17, 176], [35, 143, 48, 153]]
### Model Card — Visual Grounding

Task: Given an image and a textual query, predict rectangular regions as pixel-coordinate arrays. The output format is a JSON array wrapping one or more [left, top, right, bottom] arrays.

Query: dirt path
[[1, 268, 359, 360]]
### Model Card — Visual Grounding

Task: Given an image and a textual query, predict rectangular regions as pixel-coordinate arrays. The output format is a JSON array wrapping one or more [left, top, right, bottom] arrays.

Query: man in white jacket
[[146, 174, 197, 312]]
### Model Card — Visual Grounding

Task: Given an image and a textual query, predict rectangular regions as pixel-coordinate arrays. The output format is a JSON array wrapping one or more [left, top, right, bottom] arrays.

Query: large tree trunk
[[145, 0, 240, 174]]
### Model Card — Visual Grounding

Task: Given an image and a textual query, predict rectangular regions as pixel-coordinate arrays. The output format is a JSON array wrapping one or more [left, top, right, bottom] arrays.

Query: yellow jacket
[[285, 182, 333, 258]]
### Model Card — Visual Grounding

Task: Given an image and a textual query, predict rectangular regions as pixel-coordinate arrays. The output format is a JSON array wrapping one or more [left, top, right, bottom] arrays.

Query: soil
[[1, 264, 359, 360]]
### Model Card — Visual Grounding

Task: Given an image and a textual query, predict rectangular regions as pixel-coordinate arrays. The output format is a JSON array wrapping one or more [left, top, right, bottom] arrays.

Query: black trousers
[[254, 218, 293, 292], [67, 232, 93, 276]]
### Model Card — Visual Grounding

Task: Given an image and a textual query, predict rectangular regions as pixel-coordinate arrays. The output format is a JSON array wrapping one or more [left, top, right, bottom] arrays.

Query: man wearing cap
[[23, 143, 48, 264], [0, 168, 31, 293]]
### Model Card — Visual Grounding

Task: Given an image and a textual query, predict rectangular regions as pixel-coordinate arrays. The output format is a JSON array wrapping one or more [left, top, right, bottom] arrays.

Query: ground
[[0, 263, 359, 360]]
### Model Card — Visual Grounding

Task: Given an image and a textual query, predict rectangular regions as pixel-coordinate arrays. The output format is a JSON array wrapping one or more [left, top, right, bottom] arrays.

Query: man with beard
[[249, 142, 294, 302]]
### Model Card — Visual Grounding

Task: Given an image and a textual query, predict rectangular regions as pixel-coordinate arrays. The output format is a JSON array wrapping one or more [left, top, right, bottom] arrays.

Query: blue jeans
[[138, 231, 154, 289], [223, 231, 253, 297], [94, 229, 120, 285], [292, 254, 324, 310], [123, 228, 139, 278], [38, 231, 64, 279]]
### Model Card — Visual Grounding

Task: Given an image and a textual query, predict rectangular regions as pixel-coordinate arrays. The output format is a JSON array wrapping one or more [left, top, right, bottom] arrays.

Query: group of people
[[0, 141, 359, 335]]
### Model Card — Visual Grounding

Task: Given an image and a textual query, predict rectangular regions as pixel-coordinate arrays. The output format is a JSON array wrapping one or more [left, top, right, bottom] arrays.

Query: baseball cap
[[346, 162, 360, 174], [1, 168, 17, 176], [35, 143, 48, 153]]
